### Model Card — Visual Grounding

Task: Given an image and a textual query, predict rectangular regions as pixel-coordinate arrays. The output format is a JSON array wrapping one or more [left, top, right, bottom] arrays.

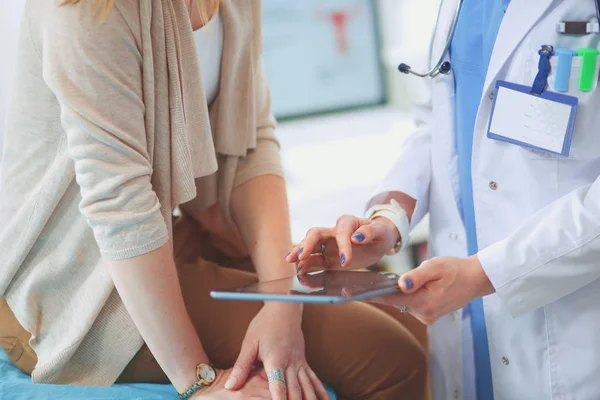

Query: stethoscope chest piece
[[398, 60, 452, 77], [397, 0, 463, 79], [438, 61, 452, 74]]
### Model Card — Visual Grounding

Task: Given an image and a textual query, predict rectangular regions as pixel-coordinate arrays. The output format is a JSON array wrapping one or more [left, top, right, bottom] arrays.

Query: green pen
[[577, 48, 600, 92]]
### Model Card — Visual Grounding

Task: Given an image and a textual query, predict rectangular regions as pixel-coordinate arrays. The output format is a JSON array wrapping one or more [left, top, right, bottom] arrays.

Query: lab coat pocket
[[523, 53, 600, 160]]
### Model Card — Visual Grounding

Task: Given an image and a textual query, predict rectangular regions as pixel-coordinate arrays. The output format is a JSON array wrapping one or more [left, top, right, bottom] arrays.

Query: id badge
[[487, 80, 578, 156]]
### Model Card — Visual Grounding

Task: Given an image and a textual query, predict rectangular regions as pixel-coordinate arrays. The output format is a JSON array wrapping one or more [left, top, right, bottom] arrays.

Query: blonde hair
[[62, 0, 221, 24]]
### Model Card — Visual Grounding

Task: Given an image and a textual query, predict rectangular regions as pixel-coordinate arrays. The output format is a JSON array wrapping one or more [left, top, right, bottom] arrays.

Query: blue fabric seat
[[0, 350, 337, 399]]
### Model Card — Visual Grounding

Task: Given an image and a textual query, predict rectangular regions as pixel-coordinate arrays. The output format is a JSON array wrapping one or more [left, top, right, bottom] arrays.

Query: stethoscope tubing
[[398, 0, 464, 78]]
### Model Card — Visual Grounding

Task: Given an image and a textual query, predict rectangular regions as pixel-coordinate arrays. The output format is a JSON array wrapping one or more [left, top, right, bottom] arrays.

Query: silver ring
[[319, 243, 326, 254], [267, 368, 286, 384], [400, 305, 408, 313]]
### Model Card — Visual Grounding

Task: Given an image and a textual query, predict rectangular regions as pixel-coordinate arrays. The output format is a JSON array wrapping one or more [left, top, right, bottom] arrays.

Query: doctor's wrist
[[373, 216, 402, 250], [467, 255, 495, 298]]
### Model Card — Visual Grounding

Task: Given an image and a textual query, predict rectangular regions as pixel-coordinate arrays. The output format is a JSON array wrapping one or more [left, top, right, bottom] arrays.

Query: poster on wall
[[261, 0, 385, 119]]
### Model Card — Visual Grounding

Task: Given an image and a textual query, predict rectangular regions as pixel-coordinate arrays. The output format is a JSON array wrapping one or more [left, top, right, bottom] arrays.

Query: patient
[[0, 1, 427, 399]]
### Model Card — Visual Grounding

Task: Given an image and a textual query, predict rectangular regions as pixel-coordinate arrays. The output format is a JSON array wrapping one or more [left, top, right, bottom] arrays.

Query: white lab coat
[[378, 0, 600, 399]]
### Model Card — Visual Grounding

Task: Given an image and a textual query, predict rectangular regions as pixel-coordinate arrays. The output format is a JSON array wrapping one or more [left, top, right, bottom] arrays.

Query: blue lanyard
[[531, 45, 554, 95]]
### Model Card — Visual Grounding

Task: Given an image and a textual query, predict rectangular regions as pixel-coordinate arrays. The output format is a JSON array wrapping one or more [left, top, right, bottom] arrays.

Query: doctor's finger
[[296, 254, 329, 275], [351, 218, 395, 245], [334, 215, 361, 266], [294, 227, 334, 262], [399, 258, 445, 293]]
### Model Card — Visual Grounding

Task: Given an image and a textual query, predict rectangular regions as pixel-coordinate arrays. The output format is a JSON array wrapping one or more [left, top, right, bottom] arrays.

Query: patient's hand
[[287, 215, 399, 273], [193, 368, 271, 399]]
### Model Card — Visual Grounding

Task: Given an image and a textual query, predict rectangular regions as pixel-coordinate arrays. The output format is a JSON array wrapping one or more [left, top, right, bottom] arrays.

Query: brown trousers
[[0, 217, 429, 400]]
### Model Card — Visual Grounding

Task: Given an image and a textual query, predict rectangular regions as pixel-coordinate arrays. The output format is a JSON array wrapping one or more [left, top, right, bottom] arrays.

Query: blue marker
[[554, 48, 576, 92]]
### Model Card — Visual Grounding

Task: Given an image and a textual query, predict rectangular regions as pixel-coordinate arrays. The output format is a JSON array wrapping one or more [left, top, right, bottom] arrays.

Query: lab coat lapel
[[483, 0, 555, 92]]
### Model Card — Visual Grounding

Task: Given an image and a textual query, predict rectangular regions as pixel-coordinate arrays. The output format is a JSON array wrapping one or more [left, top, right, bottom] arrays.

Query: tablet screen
[[211, 270, 401, 304]]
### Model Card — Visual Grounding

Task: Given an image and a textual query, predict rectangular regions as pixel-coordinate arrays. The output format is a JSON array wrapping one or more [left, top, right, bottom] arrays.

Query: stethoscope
[[398, 0, 600, 78], [397, 0, 463, 78]]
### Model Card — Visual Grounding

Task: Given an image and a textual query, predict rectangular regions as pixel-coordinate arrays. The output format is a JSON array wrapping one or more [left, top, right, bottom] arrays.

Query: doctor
[[287, 0, 600, 399]]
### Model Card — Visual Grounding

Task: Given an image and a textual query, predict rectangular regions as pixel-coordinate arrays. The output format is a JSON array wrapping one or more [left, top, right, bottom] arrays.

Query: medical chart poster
[[262, 0, 385, 118]]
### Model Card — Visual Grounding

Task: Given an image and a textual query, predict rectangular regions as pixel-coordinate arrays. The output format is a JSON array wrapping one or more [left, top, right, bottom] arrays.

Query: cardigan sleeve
[[41, 2, 169, 260]]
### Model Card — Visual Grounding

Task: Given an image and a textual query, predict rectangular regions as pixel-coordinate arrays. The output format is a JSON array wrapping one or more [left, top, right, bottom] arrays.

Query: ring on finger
[[400, 305, 408, 313], [267, 368, 286, 384], [319, 243, 326, 255]]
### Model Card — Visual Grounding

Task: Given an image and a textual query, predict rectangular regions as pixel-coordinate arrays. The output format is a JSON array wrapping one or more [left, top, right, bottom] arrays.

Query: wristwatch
[[364, 199, 410, 255], [178, 363, 218, 399]]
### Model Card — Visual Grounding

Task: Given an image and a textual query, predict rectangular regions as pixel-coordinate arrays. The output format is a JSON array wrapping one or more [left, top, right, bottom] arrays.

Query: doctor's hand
[[373, 256, 496, 325], [286, 215, 399, 273]]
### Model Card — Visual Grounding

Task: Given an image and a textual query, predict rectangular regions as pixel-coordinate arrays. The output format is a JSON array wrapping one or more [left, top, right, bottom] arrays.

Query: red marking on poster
[[315, 7, 361, 54]]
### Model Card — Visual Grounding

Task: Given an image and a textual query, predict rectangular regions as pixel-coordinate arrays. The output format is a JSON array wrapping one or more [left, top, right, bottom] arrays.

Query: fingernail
[[340, 253, 346, 265], [298, 248, 304, 256], [297, 265, 302, 273], [224, 376, 237, 390], [404, 278, 413, 290], [341, 290, 346, 297], [285, 252, 290, 259], [353, 233, 365, 242]]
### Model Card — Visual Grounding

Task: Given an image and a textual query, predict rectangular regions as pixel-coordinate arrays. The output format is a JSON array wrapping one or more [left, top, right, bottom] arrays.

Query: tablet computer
[[210, 270, 401, 304]]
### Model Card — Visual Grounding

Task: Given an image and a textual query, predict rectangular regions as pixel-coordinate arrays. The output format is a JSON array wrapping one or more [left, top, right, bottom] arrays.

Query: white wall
[[0, 0, 439, 147], [0, 2, 26, 160], [376, 0, 439, 110]]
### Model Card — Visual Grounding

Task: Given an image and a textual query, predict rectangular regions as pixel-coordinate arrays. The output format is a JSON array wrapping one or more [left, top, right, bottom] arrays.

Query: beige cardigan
[[0, 0, 283, 385]]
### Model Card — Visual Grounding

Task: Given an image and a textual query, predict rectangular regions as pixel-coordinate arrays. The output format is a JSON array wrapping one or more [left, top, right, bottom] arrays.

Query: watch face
[[199, 364, 216, 383]]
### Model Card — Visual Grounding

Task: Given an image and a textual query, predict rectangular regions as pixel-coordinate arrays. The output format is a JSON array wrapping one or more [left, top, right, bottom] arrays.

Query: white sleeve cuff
[[478, 239, 540, 317], [477, 241, 526, 317]]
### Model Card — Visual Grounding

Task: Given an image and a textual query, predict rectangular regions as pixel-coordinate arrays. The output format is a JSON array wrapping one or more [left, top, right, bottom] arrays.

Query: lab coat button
[[449, 232, 459, 240], [454, 389, 460, 399], [450, 311, 456, 321], [489, 91, 495, 100], [502, 356, 510, 365], [489, 181, 498, 190]]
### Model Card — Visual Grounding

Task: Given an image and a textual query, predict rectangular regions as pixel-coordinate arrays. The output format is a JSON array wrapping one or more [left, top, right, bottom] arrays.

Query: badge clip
[[556, 21, 600, 34]]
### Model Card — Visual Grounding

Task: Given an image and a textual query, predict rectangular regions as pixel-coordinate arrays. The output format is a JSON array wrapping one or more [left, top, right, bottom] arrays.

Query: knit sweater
[[0, 0, 282, 385]]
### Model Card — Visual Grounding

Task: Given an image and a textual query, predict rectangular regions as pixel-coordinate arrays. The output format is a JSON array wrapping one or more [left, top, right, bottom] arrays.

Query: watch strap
[[178, 363, 216, 399]]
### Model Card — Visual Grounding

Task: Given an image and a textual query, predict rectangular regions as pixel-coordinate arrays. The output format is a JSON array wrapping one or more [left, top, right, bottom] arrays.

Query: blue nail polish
[[353, 233, 365, 242], [298, 248, 304, 256], [340, 253, 346, 265], [297, 265, 302, 273], [341, 290, 346, 297], [404, 278, 413, 290], [285, 252, 290, 259]]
